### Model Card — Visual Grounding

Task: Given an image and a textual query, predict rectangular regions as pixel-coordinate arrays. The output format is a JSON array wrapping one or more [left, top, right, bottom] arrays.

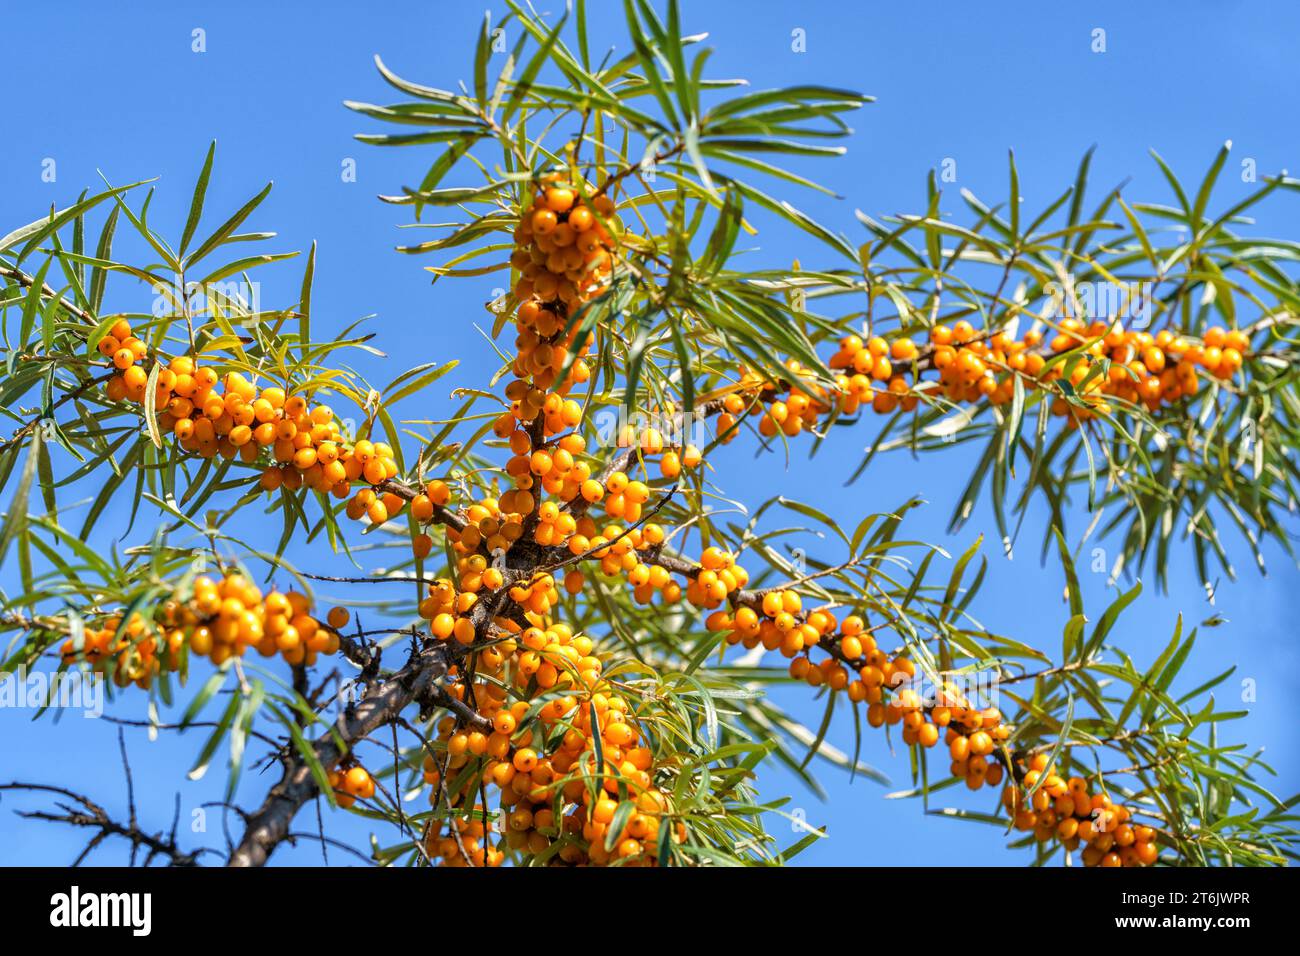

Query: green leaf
[[798, 691, 837, 771], [502, 7, 568, 123], [180, 141, 217, 256], [186, 181, 273, 266], [18, 257, 54, 348], [383, 360, 459, 406], [142, 361, 163, 448], [180, 666, 229, 728], [604, 801, 635, 852], [88, 204, 121, 314], [188, 691, 241, 781], [0, 431, 41, 568], [473, 11, 492, 105], [1053, 526, 1083, 617], [1191, 140, 1231, 228]]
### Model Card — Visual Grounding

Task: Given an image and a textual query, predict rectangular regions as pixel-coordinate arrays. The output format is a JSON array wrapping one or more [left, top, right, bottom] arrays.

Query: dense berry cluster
[[100, 319, 401, 519], [410, 179, 687, 565], [1003, 754, 1158, 867], [410, 179, 705, 572], [829, 319, 1253, 420], [415, 606, 678, 866], [58, 614, 171, 690], [59, 572, 333, 687], [509, 175, 619, 392], [703, 319, 1258, 450]]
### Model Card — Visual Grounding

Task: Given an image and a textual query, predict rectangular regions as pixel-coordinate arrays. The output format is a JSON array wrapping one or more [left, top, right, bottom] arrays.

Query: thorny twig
[[0, 731, 206, 866]]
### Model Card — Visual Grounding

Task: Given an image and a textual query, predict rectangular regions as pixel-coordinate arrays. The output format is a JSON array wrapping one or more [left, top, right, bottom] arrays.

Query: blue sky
[[2, 0, 1299, 866]]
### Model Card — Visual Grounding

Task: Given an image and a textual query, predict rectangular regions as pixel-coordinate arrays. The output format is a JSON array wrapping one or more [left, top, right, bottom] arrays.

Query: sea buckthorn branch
[[710, 304, 1299, 590], [229, 637, 455, 866], [715, 567, 1294, 865], [0, 264, 98, 325], [622, 178, 1300, 582], [4, 334, 369, 543], [39, 570, 337, 687], [92, 321, 400, 505], [842, 173, 1300, 584], [0, 176, 452, 557], [548, 478, 1294, 868], [234, 583, 515, 864], [8, 1, 1300, 870]]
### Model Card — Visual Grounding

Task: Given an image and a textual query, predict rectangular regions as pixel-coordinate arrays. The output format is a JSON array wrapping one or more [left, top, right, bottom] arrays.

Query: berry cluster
[[416, 611, 677, 866], [100, 319, 401, 518], [495, 411, 595, 517], [559, 522, 746, 609], [714, 364, 840, 444], [828, 319, 1253, 420], [326, 764, 376, 809], [1004, 754, 1158, 867], [509, 175, 619, 392], [719, 595, 857, 663], [425, 699, 675, 867], [704, 594, 1161, 866], [695, 319, 1258, 452], [170, 573, 335, 667], [59, 613, 173, 690], [59, 572, 334, 686]]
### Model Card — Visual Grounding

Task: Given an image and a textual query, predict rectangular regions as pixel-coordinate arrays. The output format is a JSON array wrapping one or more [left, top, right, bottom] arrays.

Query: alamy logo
[[1042, 278, 1154, 327], [0, 666, 103, 717], [49, 886, 152, 936]]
